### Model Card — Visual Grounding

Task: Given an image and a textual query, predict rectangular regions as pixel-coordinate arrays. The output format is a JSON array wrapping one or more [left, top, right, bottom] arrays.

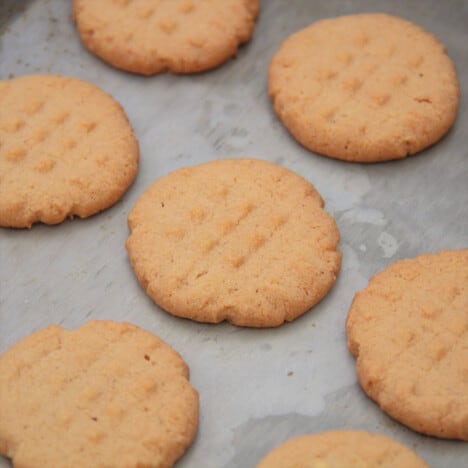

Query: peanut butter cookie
[[269, 14, 459, 162], [73, 0, 259, 75], [126, 158, 341, 327], [0, 320, 199, 467], [347, 249, 468, 439], [0, 74, 138, 228]]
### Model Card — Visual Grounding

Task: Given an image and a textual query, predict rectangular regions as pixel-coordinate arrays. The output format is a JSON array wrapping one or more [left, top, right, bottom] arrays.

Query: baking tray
[[1, 1, 467, 466]]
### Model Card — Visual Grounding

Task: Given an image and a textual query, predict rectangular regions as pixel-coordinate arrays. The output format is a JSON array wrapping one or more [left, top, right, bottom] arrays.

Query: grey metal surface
[[1, 1, 467, 466]]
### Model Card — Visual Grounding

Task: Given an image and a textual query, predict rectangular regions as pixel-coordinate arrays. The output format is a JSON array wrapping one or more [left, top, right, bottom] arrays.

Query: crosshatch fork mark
[[173, 209, 292, 291]]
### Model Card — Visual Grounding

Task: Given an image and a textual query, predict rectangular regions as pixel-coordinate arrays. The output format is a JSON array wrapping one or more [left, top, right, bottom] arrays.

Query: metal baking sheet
[[1, 1, 467, 466]]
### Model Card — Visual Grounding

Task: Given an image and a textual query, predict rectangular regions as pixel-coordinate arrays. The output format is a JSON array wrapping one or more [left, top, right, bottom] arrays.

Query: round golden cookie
[[0, 320, 199, 467], [257, 430, 428, 468], [347, 249, 468, 440], [0, 74, 139, 228], [126, 158, 341, 327], [269, 13, 460, 162], [73, 0, 260, 75]]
